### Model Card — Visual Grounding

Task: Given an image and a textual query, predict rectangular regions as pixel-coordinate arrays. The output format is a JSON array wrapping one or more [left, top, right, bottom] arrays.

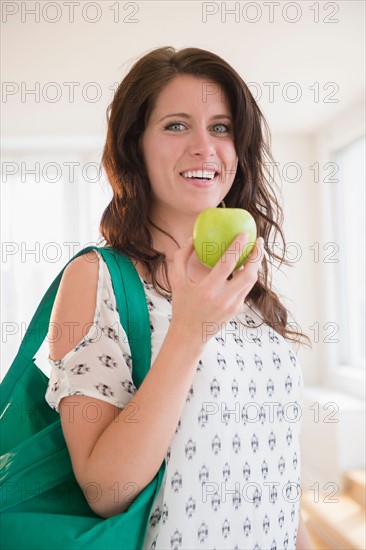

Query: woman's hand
[[169, 233, 264, 346]]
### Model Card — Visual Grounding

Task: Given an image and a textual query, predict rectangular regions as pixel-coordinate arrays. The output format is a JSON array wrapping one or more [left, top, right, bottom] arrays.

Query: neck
[[148, 211, 197, 261]]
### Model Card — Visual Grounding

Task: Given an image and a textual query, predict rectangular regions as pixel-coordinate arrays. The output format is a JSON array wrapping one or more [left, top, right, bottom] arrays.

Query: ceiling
[[2, 0, 365, 137]]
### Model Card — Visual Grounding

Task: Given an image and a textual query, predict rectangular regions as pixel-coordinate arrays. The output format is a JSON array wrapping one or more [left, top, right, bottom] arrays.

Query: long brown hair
[[98, 46, 311, 350]]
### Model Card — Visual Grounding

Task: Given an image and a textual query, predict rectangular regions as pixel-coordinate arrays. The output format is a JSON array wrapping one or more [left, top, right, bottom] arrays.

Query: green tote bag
[[0, 246, 166, 550]]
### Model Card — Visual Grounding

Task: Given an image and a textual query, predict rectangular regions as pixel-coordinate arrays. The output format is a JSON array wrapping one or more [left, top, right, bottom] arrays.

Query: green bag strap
[[98, 246, 151, 389], [1, 245, 151, 410]]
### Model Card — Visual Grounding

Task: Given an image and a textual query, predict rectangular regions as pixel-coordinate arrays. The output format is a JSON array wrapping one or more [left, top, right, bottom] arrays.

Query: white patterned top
[[45, 249, 304, 550]]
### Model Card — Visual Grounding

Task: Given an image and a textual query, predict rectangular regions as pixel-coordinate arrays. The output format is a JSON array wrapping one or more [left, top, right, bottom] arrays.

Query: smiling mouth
[[179, 170, 219, 184]]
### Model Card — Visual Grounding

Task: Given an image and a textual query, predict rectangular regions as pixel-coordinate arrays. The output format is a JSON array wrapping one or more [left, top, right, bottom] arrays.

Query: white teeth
[[181, 170, 216, 179]]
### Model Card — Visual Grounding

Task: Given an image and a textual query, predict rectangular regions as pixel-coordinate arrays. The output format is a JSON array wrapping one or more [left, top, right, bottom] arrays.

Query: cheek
[[218, 140, 237, 163], [146, 138, 171, 166], [142, 141, 161, 176], [222, 145, 238, 184], [226, 143, 238, 164]]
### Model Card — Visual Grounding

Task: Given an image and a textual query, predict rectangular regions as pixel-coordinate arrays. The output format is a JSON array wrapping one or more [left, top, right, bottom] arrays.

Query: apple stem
[[220, 200, 226, 208]]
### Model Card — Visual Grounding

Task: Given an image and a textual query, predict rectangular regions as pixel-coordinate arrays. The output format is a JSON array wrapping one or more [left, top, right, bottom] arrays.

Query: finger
[[231, 237, 264, 292], [207, 232, 249, 283]]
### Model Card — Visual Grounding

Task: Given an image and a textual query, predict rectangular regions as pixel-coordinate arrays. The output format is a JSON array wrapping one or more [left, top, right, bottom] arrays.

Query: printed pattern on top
[[45, 249, 304, 550], [45, 249, 136, 411]]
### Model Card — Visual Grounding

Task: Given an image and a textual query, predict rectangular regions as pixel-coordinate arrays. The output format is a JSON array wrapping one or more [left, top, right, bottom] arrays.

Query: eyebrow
[[157, 112, 233, 123]]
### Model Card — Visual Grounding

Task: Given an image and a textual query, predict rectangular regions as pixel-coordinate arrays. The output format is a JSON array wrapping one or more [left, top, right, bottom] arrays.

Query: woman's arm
[[296, 512, 314, 550], [54, 237, 262, 518], [53, 253, 206, 518]]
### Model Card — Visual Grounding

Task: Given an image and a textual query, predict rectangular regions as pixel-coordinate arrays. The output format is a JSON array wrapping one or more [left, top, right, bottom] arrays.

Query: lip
[[180, 173, 218, 188]]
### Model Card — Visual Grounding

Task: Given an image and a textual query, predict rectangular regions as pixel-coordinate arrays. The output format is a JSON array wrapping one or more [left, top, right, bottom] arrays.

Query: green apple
[[193, 207, 257, 270]]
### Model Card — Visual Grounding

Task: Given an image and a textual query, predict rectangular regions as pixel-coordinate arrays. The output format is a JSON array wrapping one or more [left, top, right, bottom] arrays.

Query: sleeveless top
[[45, 249, 304, 550]]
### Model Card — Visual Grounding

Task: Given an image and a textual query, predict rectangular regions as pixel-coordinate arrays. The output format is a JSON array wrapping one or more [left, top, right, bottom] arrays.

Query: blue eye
[[165, 122, 185, 131], [212, 124, 231, 133]]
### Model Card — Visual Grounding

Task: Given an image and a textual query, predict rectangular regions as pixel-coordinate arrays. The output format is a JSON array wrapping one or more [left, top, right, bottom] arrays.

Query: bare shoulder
[[62, 249, 100, 284], [49, 250, 100, 362]]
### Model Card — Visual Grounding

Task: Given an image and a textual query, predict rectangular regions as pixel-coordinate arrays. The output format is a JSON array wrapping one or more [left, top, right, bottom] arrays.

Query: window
[[1, 139, 111, 380], [333, 135, 365, 369]]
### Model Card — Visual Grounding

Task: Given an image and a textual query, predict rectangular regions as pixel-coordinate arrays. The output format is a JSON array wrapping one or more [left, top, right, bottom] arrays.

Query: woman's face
[[141, 74, 238, 222]]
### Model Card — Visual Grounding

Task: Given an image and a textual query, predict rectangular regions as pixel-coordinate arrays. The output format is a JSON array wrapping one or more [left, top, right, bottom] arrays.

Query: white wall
[[270, 133, 321, 387]]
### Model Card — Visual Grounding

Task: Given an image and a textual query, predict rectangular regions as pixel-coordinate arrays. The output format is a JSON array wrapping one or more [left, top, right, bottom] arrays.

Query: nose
[[188, 127, 215, 157]]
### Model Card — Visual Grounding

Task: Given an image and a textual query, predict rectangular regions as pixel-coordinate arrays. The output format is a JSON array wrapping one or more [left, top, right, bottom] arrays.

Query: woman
[[46, 46, 313, 549]]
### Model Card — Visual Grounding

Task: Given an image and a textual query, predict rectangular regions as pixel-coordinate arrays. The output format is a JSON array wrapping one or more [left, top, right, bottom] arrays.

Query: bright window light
[[333, 135, 365, 369]]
